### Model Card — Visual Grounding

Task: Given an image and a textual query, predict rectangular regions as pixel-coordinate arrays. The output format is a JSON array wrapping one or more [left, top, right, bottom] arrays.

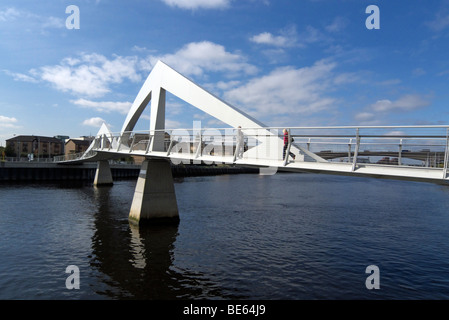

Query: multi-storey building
[[5, 135, 64, 159]]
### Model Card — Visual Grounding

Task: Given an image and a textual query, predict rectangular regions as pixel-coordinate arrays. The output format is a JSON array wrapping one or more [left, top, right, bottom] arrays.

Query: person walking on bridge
[[236, 126, 244, 159], [283, 129, 296, 161]]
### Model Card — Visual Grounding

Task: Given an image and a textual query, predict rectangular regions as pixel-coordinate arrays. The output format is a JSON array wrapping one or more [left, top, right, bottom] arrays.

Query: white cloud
[[370, 94, 430, 112], [224, 59, 337, 117], [82, 117, 108, 127], [161, 0, 231, 10], [325, 17, 348, 33], [215, 80, 241, 91], [354, 94, 431, 124], [0, 115, 19, 128], [2, 70, 38, 83], [427, 12, 449, 32], [300, 26, 328, 45], [0, 7, 64, 29], [41, 16, 65, 29], [0, 8, 20, 21], [259, 48, 288, 64], [9, 41, 257, 101], [384, 130, 407, 136], [333, 72, 359, 85], [250, 25, 298, 47], [7, 40, 258, 99], [38, 53, 141, 97], [165, 119, 183, 128], [144, 41, 258, 77], [250, 24, 331, 52], [354, 112, 375, 122], [71, 99, 132, 114], [250, 32, 289, 47]]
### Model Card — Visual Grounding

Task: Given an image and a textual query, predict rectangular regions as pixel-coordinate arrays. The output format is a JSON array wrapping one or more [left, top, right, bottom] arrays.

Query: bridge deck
[[54, 123, 449, 185], [56, 148, 448, 184]]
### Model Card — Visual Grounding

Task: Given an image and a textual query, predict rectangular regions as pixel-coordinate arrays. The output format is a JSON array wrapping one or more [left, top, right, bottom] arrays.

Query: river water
[[1, 172, 449, 300]]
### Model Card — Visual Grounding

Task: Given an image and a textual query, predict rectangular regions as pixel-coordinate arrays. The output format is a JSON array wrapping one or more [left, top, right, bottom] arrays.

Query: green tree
[[4, 144, 15, 157]]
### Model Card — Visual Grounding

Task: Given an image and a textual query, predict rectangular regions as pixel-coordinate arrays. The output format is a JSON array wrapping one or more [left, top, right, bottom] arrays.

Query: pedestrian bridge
[[54, 60, 449, 225]]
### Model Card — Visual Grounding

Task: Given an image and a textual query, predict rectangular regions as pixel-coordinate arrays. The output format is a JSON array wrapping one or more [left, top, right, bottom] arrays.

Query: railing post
[[107, 136, 112, 151], [398, 138, 403, 166], [129, 134, 136, 153], [145, 135, 153, 154], [166, 137, 175, 156], [444, 128, 449, 179], [117, 134, 122, 152], [195, 131, 202, 158], [351, 128, 360, 171], [233, 138, 239, 162], [101, 134, 106, 150], [348, 138, 352, 163]]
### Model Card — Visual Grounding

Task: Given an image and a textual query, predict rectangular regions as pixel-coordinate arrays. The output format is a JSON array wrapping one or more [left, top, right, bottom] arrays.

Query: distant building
[[65, 138, 93, 156], [54, 135, 70, 153], [6, 135, 64, 158]]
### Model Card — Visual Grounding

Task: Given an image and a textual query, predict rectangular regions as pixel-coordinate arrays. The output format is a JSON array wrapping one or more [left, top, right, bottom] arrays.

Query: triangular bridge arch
[[121, 60, 272, 153]]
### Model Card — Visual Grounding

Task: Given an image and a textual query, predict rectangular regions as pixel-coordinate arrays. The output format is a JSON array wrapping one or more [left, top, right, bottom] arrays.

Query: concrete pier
[[93, 160, 114, 186], [129, 159, 179, 225]]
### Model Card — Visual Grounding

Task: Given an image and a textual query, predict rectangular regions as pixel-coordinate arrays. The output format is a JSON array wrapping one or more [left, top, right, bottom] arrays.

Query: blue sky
[[1, 0, 449, 145]]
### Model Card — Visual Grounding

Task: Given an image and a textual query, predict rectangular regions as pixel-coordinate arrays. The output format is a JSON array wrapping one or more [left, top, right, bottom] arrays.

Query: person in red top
[[283, 129, 296, 160]]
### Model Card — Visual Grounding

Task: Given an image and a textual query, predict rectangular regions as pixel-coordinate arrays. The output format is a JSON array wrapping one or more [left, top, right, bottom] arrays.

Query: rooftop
[[66, 139, 91, 146], [6, 135, 64, 143]]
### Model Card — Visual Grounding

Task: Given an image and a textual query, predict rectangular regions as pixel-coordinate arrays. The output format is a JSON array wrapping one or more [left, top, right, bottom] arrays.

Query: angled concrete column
[[149, 86, 166, 152], [93, 160, 113, 186], [129, 159, 179, 225]]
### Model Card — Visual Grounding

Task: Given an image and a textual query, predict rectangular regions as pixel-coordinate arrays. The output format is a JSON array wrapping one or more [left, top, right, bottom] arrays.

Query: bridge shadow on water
[[88, 184, 240, 300]]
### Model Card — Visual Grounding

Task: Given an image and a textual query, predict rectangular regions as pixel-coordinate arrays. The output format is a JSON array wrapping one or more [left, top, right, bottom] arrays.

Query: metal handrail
[[53, 150, 97, 162], [71, 125, 449, 171]]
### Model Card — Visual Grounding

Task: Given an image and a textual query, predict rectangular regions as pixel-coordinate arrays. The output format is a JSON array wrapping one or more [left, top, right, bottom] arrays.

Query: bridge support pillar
[[93, 160, 113, 186], [129, 159, 179, 225]]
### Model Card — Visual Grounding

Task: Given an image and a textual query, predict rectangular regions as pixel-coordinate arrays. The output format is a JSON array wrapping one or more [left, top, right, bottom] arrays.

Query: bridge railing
[[288, 126, 449, 170], [90, 125, 449, 170], [91, 127, 284, 162], [53, 150, 98, 162]]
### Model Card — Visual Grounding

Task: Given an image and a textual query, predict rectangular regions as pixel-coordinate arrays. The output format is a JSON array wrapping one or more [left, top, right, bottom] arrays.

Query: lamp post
[[32, 137, 38, 162]]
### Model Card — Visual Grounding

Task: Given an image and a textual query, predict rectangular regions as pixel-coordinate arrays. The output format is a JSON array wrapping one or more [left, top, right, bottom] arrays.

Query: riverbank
[[0, 161, 258, 182]]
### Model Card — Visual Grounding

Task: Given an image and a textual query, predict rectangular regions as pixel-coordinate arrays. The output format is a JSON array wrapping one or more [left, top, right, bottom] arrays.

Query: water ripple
[[2, 175, 449, 299]]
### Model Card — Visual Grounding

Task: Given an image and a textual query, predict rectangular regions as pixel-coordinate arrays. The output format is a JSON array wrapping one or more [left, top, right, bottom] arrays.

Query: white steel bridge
[[53, 60, 449, 224], [56, 125, 449, 184]]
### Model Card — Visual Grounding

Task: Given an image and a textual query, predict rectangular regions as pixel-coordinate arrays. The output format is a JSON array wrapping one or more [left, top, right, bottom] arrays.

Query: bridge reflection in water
[[90, 185, 237, 299]]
